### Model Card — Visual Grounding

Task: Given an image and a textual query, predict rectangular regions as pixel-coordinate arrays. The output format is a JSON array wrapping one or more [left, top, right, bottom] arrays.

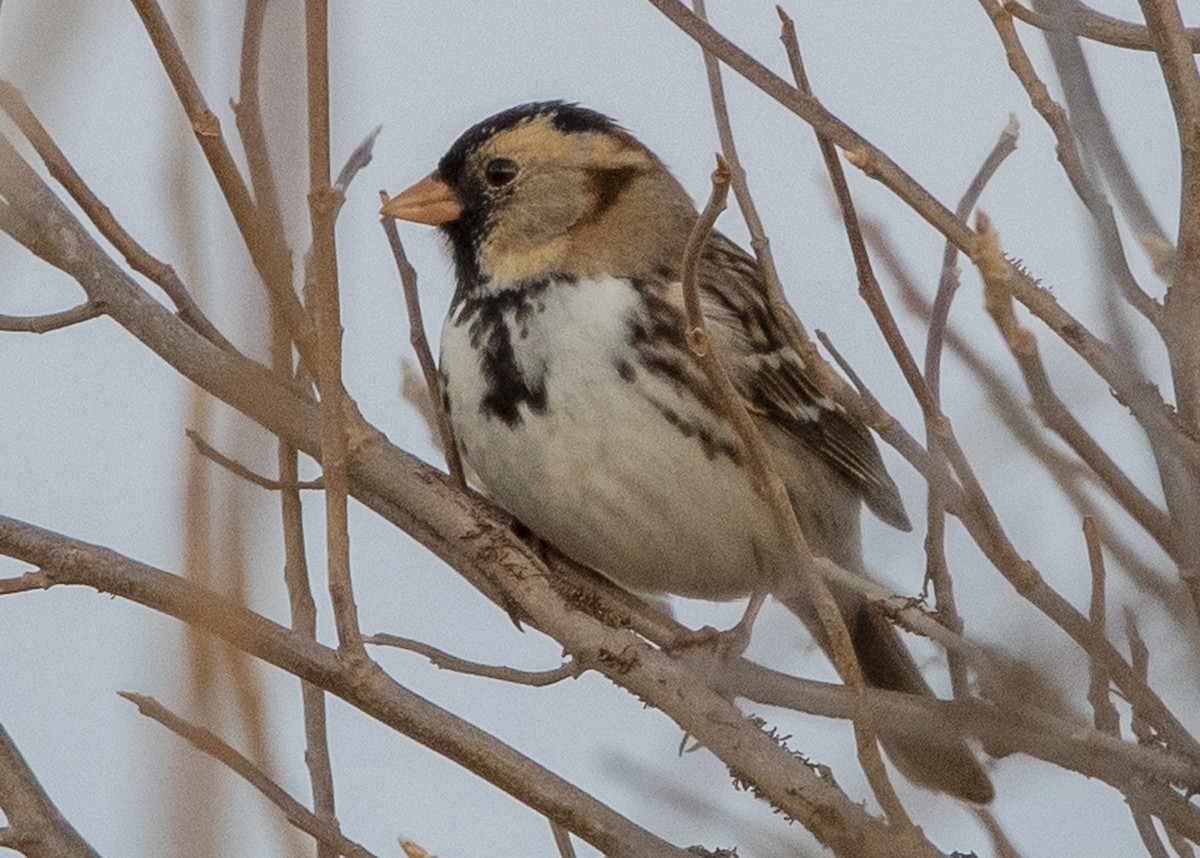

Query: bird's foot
[[664, 590, 767, 660], [664, 624, 751, 660]]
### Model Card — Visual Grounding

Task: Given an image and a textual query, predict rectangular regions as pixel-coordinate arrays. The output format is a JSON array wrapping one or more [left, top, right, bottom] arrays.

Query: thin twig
[[1124, 608, 1156, 747], [186, 429, 323, 491], [234, 3, 338, 845], [1030, 0, 1176, 283], [399, 841, 437, 858], [1083, 518, 1121, 736], [689, 2, 808, 349], [1091, 528, 1171, 855], [649, 0, 1195, 471], [1139, 0, 1200, 429], [128, 0, 315, 370], [777, 6, 934, 418], [1117, 613, 1194, 850], [925, 118, 1020, 406], [305, 0, 363, 656], [550, 821, 578, 858], [982, 244, 1179, 556], [119, 692, 378, 858], [679, 153, 914, 831], [1005, 0, 1200, 52], [973, 807, 1025, 858], [335, 126, 381, 194], [977, 0, 1164, 331], [813, 330, 868, 396], [367, 634, 581, 687], [0, 80, 236, 351], [0, 303, 101, 333], [378, 197, 466, 488], [678, 156, 767, 495]]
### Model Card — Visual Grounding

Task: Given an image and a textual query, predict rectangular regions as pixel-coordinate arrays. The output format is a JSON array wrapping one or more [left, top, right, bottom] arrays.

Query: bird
[[382, 100, 993, 804]]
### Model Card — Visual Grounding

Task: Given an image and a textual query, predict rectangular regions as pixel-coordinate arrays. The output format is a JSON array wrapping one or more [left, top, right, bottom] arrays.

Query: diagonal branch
[[128, 0, 315, 371], [0, 520, 694, 858], [1005, 0, 1200, 52], [647, 0, 1194, 472], [0, 721, 101, 858], [186, 428, 324, 491], [0, 80, 236, 351], [1030, 0, 1175, 283], [379, 202, 466, 488], [977, 0, 1163, 329], [120, 693, 378, 858], [0, 515, 924, 858]]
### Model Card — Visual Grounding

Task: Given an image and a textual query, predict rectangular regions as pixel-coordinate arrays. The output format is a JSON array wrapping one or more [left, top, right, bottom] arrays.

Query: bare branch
[[678, 151, 918, 832], [925, 118, 1020, 406], [813, 330, 868, 396], [976, 0, 1164, 330], [1005, 0, 1200, 52], [378, 199, 466, 488], [0, 515, 696, 858], [983, 253, 1178, 555], [128, 0, 315, 370], [777, 8, 935, 419], [0, 303, 100, 333], [1030, 0, 1176, 282], [120, 692, 378, 858], [233, 2, 338, 843], [0, 721, 101, 858], [711, 653, 1200, 804], [1139, 0, 1200, 429], [334, 126, 381, 194], [367, 634, 581, 687], [550, 822, 578, 858], [305, 0, 363, 656], [186, 428, 323, 491], [1083, 518, 1121, 736]]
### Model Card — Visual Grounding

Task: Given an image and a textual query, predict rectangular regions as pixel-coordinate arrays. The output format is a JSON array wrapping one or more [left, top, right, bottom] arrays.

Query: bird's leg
[[666, 588, 768, 659], [724, 588, 768, 654]]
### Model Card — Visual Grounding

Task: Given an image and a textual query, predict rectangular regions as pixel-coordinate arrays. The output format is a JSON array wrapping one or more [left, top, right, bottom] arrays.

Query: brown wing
[[698, 234, 912, 532]]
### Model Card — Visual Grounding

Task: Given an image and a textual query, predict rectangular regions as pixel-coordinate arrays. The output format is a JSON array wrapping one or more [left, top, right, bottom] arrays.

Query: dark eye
[[483, 158, 518, 187]]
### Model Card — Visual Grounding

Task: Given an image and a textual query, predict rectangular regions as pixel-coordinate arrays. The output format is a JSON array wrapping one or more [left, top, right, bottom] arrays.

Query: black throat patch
[[449, 277, 568, 426]]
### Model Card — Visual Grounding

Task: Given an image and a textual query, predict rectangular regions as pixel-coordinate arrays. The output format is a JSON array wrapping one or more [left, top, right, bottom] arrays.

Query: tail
[[779, 589, 994, 804]]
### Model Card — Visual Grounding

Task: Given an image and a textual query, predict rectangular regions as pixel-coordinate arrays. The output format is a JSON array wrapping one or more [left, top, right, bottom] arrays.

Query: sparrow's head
[[383, 101, 696, 290]]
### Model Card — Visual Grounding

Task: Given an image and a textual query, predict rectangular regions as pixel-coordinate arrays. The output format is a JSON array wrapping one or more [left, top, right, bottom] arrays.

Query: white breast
[[439, 275, 786, 600]]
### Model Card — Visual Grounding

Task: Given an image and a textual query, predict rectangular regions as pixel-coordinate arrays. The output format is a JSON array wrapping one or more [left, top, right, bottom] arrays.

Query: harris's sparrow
[[383, 101, 993, 804]]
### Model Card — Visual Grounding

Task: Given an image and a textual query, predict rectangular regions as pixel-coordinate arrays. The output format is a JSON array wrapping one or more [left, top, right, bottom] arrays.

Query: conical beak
[[381, 173, 462, 226]]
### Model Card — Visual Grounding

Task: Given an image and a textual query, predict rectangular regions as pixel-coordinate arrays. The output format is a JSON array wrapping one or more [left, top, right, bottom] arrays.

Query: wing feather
[[698, 234, 912, 531]]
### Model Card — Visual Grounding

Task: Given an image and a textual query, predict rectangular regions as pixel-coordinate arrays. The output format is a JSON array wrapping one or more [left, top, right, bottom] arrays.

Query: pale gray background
[[0, 1, 1192, 855]]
